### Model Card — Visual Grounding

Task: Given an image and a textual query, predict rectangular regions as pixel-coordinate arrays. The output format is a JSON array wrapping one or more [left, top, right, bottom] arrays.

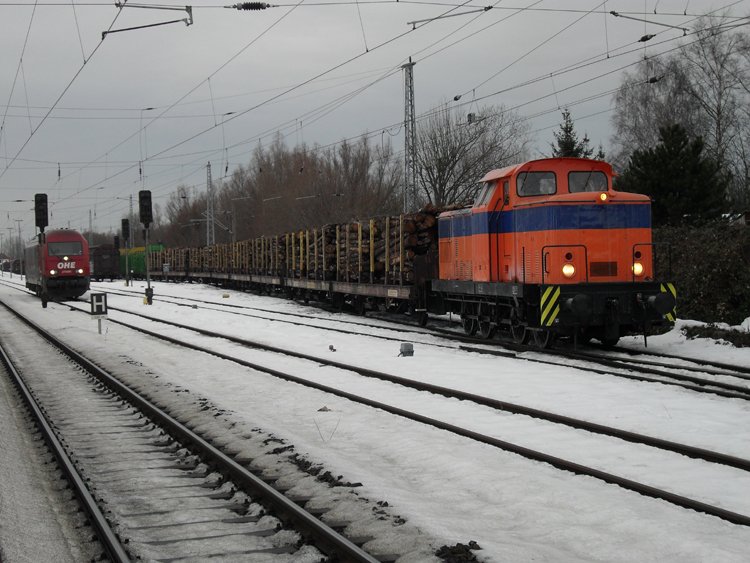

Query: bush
[[682, 324, 750, 348], [654, 224, 750, 325]]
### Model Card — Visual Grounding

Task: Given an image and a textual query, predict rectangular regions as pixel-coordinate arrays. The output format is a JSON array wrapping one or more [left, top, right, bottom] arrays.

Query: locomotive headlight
[[632, 262, 644, 276], [77, 268, 84, 274], [49, 269, 57, 276], [562, 263, 576, 278], [63, 256, 69, 261], [599, 193, 608, 202]]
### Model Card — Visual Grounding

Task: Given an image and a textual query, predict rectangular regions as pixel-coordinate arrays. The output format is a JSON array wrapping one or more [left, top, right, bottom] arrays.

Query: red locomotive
[[147, 157, 676, 347], [25, 229, 90, 308]]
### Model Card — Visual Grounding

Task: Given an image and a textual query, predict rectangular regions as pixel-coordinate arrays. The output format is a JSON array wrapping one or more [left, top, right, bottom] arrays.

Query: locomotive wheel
[[532, 329, 555, 349], [461, 317, 478, 336], [478, 321, 496, 339], [509, 320, 528, 344]]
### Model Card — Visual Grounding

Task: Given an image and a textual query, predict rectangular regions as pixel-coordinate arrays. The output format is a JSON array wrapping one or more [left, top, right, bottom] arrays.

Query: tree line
[[116, 15, 750, 250]]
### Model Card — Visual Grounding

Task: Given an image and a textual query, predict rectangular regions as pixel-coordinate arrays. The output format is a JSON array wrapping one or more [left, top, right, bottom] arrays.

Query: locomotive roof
[[43, 228, 87, 240], [479, 157, 613, 184]]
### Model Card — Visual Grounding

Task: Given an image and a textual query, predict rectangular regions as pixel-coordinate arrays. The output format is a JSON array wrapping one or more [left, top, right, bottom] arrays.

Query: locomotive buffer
[[90, 293, 108, 334]]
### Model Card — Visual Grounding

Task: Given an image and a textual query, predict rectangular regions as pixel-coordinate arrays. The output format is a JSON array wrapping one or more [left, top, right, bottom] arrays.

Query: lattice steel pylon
[[402, 58, 416, 213]]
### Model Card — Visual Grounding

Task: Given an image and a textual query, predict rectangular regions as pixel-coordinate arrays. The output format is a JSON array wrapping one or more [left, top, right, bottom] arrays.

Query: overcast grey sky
[[1, 0, 747, 243]]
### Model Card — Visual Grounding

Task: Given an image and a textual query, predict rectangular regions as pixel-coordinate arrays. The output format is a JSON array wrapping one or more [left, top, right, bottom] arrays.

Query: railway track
[[0, 300, 402, 562], [4, 277, 748, 401], [37, 295, 750, 528], [90, 282, 750, 401]]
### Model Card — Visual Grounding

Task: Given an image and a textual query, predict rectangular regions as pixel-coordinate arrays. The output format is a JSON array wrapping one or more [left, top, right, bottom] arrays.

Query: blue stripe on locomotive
[[438, 204, 651, 238]]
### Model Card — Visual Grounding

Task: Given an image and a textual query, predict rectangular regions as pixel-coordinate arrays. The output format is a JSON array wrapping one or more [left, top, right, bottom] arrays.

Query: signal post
[[139, 190, 153, 304]]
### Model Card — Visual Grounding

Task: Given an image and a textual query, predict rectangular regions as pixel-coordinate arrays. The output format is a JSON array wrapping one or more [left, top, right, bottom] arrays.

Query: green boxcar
[[120, 244, 164, 278]]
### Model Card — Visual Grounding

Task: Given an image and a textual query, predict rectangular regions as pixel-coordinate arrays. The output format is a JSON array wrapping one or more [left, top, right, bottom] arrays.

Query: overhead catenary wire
[[70, 0, 88, 62], [48, 0, 311, 204], [43, 10, 735, 216], [456, 1, 609, 99], [104, 0, 477, 178], [33, 6, 736, 193], [0, 0, 39, 150], [0, 1, 130, 182], [7, 0, 750, 234], [10, 0, 716, 194]]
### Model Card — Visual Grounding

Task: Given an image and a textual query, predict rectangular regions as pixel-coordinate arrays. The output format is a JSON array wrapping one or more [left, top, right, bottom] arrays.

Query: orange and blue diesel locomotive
[[148, 157, 676, 347], [430, 157, 676, 346], [25, 229, 90, 308]]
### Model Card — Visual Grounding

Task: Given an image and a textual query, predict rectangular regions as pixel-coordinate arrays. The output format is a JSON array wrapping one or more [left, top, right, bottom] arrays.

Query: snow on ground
[[1, 275, 750, 561], [619, 318, 750, 366], [0, 337, 99, 563]]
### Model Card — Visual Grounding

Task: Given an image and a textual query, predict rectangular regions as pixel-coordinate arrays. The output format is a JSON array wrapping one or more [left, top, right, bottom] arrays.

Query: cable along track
[[54, 299, 750, 528], [0, 301, 380, 562]]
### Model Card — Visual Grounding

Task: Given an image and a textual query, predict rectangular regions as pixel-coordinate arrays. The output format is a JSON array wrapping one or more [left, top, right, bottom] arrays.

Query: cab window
[[474, 181, 497, 206], [48, 241, 83, 256], [517, 172, 556, 197], [569, 171, 608, 193]]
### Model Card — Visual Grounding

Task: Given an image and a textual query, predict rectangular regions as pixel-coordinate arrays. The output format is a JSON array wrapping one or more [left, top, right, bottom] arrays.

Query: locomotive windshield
[[474, 180, 497, 206], [517, 171, 556, 196], [568, 171, 608, 193], [48, 241, 83, 256]]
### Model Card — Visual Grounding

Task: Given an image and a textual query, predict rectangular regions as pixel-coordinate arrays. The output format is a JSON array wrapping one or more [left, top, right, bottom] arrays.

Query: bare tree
[[156, 186, 207, 247], [610, 57, 703, 169], [414, 103, 530, 207], [611, 16, 750, 208], [202, 134, 403, 241]]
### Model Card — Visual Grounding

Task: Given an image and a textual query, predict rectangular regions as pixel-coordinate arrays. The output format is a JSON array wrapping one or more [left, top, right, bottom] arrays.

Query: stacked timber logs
[[285, 205, 441, 284], [149, 204, 455, 283]]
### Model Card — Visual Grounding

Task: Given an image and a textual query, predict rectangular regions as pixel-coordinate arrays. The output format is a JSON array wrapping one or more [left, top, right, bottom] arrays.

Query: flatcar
[[90, 244, 119, 281], [147, 157, 676, 347], [25, 229, 90, 308]]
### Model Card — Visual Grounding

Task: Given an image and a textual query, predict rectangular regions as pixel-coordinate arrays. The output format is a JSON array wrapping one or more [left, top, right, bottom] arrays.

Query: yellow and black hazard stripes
[[540, 285, 561, 327], [660, 282, 677, 322]]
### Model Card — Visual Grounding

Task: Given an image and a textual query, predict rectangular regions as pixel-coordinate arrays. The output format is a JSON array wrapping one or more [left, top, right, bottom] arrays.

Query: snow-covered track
[[0, 300, 380, 562], [532, 346, 750, 399], [97, 284, 437, 342], [6, 278, 750, 400], [81, 303, 750, 472], [462, 343, 750, 400], [58, 300, 750, 527], [91, 283, 750, 401], [0, 340, 128, 562], [591, 342, 750, 378]]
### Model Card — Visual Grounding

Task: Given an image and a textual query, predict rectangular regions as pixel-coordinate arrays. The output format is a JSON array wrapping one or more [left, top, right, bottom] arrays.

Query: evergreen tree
[[550, 109, 594, 158], [595, 144, 606, 161], [615, 124, 729, 226]]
